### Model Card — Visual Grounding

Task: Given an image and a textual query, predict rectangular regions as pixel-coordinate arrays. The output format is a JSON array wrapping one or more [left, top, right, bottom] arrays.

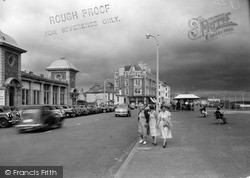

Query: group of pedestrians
[[137, 103, 172, 148]]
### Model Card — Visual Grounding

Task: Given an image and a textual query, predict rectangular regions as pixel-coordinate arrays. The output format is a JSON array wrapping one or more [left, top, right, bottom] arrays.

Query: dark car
[[0, 106, 20, 128], [80, 105, 89, 115], [86, 105, 94, 114], [107, 105, 115, 112], [15, 105, 64, 133], [100, 105, 108, 113]]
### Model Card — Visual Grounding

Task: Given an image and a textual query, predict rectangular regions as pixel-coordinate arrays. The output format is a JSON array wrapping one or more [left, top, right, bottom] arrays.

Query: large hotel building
[[114, 61, 157, 105], [0, 31, 79, 106]]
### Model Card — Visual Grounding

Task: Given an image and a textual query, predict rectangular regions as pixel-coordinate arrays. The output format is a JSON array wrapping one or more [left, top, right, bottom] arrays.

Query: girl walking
[[138, 104, 149, 144], [158, 104, 172, 148], [148, 105, 160, 146]]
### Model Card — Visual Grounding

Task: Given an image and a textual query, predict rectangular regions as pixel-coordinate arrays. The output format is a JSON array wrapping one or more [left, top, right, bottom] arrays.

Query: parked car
[[115, 104, 131, 117], [60, 105, 74, 118], [100, 105, 108, 113], [0, 106, 20, 128], [71, 105, 82, 116], [16, 105, 64, 133], [107, 105, 115, 112], [53, 105, 65, 118], [92, 105, 101, 114], [80, 105, 89, 115], [86, 105, 94, 114], [69, 106, 77, 117]]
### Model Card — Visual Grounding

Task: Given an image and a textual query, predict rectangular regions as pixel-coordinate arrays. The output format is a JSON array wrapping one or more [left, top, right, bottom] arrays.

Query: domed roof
[[46, 57, 79, 72], [0, 31, 26, 53], [0, 31, 19, 47]]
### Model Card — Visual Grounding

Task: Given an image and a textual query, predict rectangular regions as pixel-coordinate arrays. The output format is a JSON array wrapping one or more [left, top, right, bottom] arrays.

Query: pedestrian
[[214, 106, 228, 124], [138, 103, 149, 145], [148, 105, 160, 146], [157, 104, 172, 148]]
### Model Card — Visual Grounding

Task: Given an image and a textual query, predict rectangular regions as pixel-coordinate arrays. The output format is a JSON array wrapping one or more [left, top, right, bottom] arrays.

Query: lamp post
[[104, 79, 111, 105], [146, 34, 160, 115]]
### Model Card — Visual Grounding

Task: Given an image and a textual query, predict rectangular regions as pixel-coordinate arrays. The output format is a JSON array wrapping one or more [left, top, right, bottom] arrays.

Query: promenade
[[115, 110, 250, 178]]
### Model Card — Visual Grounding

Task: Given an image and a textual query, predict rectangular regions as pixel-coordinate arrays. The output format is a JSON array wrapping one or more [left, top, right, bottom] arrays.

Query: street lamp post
[[104, 79, 110, 105], [146, 34, 160, 115]]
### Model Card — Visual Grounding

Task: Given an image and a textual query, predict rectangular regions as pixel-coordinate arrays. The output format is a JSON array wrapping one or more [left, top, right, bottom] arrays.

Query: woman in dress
[[157, 104, 172, 148], [148, 105, 160, 146], [138, 104, 149, 144]]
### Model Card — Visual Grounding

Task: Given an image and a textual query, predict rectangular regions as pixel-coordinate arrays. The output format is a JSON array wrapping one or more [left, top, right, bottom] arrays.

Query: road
[[0, 110, 139, 178]]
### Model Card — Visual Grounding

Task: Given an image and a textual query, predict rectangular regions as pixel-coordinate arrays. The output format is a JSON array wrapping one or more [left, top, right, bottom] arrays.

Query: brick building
[[0, 31, 78, 106], [114, 61, 157, 105]]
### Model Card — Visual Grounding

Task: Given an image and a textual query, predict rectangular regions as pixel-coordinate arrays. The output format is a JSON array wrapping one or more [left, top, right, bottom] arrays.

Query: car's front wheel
[[0, 118, 9, 128]]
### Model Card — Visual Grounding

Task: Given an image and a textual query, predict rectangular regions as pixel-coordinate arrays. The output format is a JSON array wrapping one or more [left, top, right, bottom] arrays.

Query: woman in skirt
[[148, 105, 160, 146], [158, 104, 172, 148], [138, 104, 149, 144]]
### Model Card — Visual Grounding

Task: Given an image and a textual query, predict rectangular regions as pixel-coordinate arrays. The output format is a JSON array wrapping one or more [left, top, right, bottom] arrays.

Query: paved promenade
[[115, 110, 250, 178]]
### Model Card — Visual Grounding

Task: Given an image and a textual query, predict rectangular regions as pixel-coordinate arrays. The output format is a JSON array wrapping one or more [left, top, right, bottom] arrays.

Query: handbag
[[163, 120, 172, 129]]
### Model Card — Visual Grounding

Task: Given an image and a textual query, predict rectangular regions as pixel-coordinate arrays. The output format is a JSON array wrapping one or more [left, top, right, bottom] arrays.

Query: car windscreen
[[21, 109, 41, 120], [118, 105, 128, 109]]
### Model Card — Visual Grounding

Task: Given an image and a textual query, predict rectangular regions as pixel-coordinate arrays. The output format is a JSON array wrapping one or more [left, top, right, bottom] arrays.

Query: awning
[[174, 94, 200, 100], [150, 97, 156, 103]]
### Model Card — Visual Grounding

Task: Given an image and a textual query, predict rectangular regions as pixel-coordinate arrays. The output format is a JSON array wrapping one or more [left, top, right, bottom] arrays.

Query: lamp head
[[146, 34, 150, 39]]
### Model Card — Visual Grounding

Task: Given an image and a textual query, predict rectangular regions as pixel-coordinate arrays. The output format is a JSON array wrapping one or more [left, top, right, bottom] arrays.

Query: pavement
[[114, 110, 250, 178]]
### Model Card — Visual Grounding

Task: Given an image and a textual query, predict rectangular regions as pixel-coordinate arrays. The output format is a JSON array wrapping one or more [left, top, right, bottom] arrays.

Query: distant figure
[[200, 105, 208, 117], [214, 106, 228, 124], [177, 101, 180, 110], [185, 101, 189, 110]]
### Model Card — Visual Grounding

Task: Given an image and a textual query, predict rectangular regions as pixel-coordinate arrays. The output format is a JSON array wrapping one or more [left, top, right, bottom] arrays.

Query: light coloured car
[[115, 104, 131, 117]]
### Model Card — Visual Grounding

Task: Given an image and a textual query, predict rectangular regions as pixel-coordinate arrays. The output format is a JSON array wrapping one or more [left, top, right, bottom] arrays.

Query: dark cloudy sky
[[1, 0, 250, 100]]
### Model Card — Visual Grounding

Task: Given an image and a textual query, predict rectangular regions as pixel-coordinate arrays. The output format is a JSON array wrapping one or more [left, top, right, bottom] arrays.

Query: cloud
[[0, 0, 250, 98]]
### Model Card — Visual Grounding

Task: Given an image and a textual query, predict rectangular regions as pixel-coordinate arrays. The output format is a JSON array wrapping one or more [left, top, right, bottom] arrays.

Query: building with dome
[[0, 31, 78, 106], [46, 57, 79, 105]]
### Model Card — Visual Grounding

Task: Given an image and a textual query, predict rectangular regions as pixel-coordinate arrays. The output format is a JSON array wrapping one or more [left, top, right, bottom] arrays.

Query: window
[[22, 89, 29, 105], [56, 74, 62, 80], [44, 84, 50, 105], [60, 88, 65, 105], [125, 71, 129, 78], [125, 79, 129, 86], [115, 79, 119, 87], [134, 88, 142, 95], [134, 79, 142, 86], [8, 55, 15, 66], [53, 86, 58, 105], [125, 88, 129, 95], [33, 90, 40, 105]]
